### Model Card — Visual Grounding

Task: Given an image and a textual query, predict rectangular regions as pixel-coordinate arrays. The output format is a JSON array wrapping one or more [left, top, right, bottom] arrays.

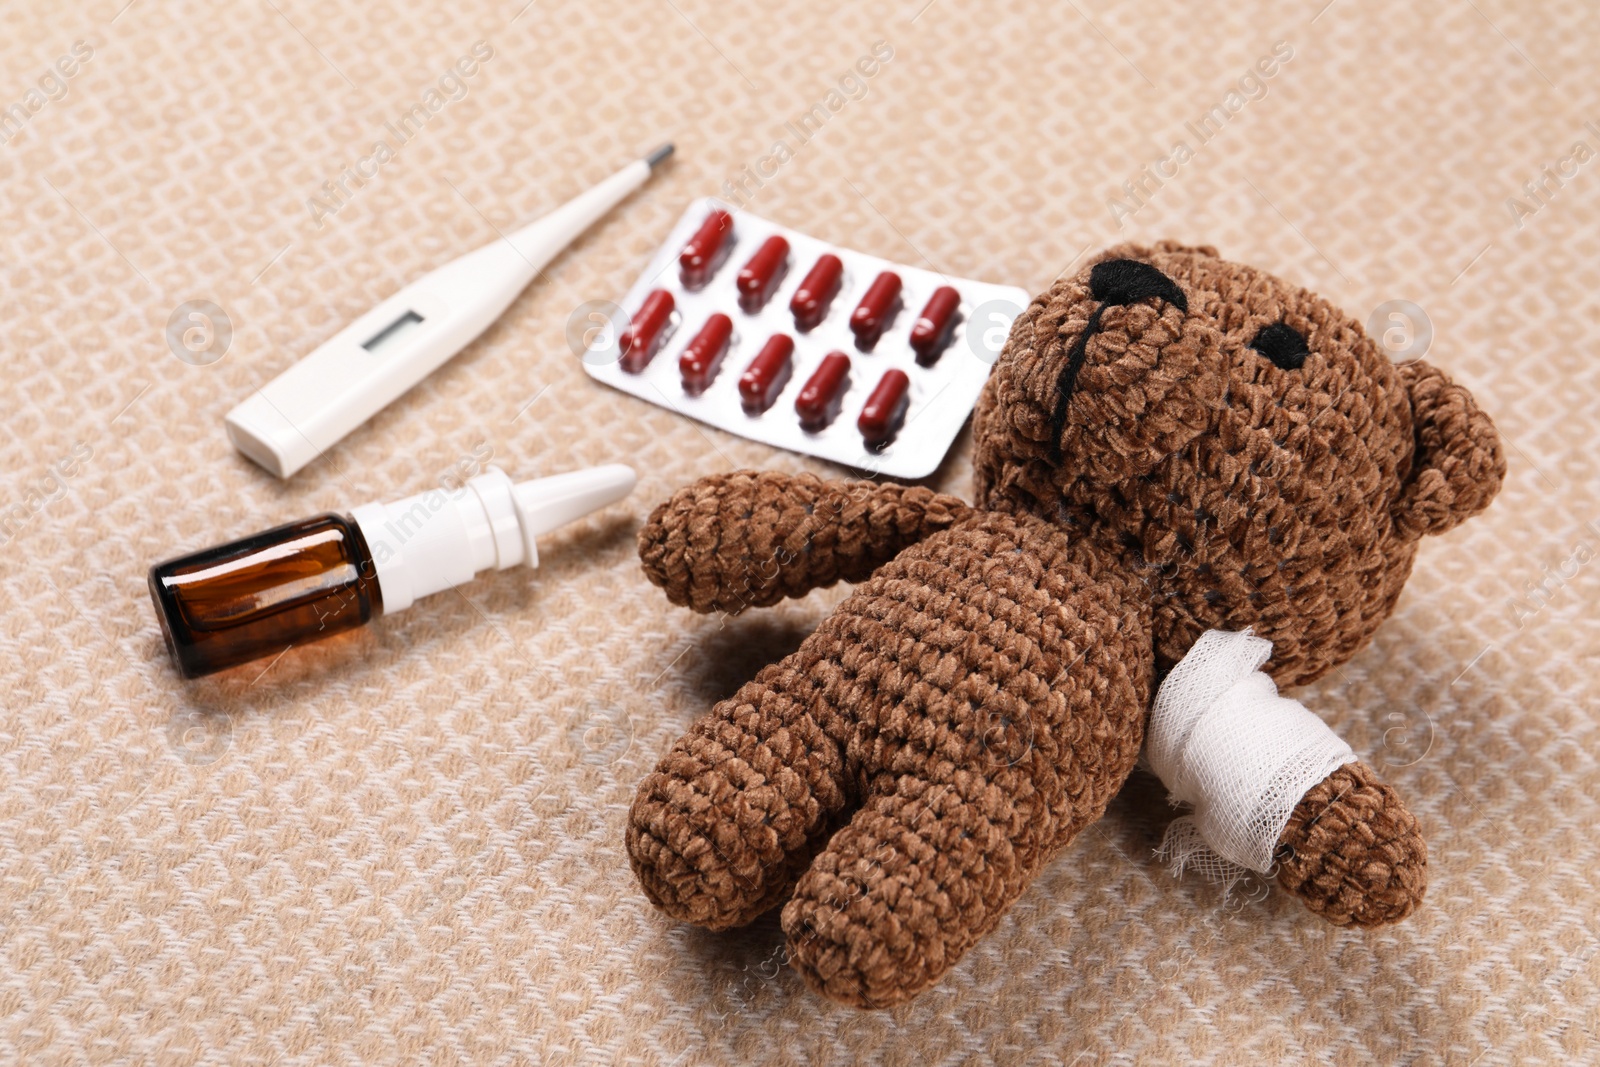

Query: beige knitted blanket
[[2, 0, 1595, 1062]]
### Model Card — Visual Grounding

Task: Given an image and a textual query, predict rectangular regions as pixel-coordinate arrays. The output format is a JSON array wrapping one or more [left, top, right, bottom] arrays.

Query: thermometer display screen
[[362, 310, 425, 353]]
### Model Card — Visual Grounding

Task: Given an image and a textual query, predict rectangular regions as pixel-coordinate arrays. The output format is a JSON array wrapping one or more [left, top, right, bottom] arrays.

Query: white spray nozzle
[[350, 463, 637, 614], [509, 463, 637, 568]]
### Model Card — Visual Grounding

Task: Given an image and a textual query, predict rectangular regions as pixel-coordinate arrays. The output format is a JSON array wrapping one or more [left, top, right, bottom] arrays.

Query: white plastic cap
[[350, 464, 636, 614]]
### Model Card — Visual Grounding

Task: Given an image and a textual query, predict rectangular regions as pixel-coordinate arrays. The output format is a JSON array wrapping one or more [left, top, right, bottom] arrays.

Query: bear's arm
[[637, 470, 972, 614], [1274, 760, 1426, 926]]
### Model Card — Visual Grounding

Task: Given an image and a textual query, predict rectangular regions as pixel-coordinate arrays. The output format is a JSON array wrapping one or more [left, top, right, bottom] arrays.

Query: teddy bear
[[623, 241, 1505, 1008]]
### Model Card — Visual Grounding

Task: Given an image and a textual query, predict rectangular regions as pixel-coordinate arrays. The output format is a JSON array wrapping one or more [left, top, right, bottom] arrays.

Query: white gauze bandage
[[1145, 629, 1357, 890]]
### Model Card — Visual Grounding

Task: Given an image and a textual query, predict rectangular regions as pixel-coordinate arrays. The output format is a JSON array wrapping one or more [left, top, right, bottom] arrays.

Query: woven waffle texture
[[2, 0, 1598, 1063]]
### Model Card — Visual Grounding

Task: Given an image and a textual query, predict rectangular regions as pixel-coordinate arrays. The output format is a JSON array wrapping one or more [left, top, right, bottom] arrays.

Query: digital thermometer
[[225, 144, 674, 478]]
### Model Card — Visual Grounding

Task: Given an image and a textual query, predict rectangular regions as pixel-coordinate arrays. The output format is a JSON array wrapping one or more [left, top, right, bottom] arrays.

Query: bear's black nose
[[1088, 259, 1188, 312], [1049, 259, 1189, 459]]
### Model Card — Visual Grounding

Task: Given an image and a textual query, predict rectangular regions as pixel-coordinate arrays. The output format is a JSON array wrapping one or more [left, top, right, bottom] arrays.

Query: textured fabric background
[[1, 0, 1596, 1063]]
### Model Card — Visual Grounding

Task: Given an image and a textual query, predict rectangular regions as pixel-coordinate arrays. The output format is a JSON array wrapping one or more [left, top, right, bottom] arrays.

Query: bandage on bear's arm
[[637, 470, 972, 614], [1146, 629, 1426, 927], [1274, 760, 1427, 927]]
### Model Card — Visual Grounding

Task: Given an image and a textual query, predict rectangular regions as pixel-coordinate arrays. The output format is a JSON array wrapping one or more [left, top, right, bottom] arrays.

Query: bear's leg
[[778, 512, 1155, 1007], [626, 647, 857, 930], [781, 768, 1047, 1008]]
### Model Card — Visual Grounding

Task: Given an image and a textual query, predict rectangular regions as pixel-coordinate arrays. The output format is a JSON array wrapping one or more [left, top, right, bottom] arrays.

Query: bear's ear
[[1392, 359, 1506, 540]]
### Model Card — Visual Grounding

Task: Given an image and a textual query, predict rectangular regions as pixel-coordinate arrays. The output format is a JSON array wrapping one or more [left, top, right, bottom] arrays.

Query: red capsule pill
[[679, 313, 734, 395], [909, 286, 962, 363], [790, 254, 844, 332], [738, 334, 795, 414], [849, 271, 902, 350], [858, 369, 911, 449], [679, 209, 735, 289], [795, 351, 851, 432], [619, 289, 675, 373], [736, 235, 790, 314]]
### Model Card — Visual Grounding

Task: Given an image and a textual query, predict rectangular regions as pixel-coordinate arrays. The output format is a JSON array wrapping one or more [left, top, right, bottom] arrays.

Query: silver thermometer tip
[[645, 143, 675, 169]]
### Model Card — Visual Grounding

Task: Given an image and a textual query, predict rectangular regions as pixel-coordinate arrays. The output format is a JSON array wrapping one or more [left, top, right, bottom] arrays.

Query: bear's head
[[972, 241, 1505, 685]]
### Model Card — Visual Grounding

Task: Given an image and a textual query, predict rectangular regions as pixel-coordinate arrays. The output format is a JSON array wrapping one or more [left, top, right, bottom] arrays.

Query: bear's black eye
[[1250, 322, 1310, 370]]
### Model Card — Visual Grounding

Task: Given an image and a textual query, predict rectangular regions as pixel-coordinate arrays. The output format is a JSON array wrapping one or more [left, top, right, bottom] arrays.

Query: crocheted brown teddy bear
[[624, 241, 1505, 1008]]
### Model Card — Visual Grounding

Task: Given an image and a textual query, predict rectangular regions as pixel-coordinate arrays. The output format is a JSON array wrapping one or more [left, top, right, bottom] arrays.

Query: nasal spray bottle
[[148, 465, 635, 678]]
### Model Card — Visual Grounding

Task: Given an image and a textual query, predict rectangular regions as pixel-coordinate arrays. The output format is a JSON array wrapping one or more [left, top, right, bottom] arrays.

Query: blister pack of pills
[[580, 197, 1028, 480]]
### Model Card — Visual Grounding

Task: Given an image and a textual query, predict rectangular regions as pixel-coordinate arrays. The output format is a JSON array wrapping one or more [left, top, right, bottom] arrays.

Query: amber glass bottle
[[148, 513, 382, 679]]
